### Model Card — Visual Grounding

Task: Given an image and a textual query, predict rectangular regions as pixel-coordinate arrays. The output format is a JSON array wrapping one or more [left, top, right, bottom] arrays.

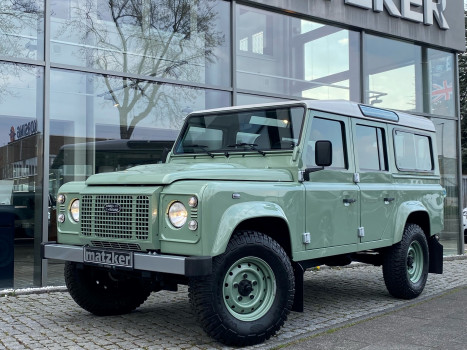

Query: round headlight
[[70, 199, 80, 222], [57, 194, 65, 204], [168, 201, 187, 228]]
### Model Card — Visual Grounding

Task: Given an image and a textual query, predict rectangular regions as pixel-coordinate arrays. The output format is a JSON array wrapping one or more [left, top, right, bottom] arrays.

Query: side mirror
[[315, 140, 332, 167], [303, 140, 332, 181]]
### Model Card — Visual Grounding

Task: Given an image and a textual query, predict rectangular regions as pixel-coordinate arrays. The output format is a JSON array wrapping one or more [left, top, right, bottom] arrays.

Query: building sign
[[248, 0, 464, 51], [344, 0, 449, 29], [9, 120, 38, 142]]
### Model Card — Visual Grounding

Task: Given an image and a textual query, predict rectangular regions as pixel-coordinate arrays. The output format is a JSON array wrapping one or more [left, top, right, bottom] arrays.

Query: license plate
[[83, 247, 134, 269]]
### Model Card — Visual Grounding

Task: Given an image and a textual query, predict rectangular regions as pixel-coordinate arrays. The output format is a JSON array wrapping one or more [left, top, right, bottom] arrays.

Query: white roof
[[191, 100, 436, 132]]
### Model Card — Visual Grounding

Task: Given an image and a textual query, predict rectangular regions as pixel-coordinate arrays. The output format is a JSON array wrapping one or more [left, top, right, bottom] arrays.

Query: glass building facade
[[0, 0, 462, 290]]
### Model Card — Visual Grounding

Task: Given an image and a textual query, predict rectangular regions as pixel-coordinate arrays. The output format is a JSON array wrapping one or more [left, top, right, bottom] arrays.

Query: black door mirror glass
[[315, 140, 332, 167]]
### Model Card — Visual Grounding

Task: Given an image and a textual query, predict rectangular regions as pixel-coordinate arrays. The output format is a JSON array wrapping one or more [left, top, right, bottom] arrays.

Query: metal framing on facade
[[0, 0, 463, 289]]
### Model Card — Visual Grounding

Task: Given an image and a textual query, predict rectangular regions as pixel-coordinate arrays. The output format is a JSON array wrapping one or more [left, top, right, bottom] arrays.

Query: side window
[[394, 131, 433, 171], [355, 125, 387, 171], [306, 117, 346, 169]]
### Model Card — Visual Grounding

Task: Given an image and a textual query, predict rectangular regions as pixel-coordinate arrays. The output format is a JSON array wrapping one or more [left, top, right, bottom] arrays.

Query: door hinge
[[354, 173, 360, 183], [303, 232, 311, 244], [358, 227, 365, 237]]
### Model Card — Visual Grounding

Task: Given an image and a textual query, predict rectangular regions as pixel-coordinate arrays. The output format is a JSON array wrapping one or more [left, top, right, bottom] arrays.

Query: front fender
[[210, 201, 289, 256], [393, 201, 428, 244]]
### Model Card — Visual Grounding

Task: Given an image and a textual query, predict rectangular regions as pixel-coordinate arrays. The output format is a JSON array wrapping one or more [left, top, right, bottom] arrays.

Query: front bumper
[[42, 242, 212, 277]]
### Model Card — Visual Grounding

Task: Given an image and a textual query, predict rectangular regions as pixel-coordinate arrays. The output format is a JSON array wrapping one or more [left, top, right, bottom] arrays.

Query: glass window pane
[[306, 117, 346, 169], [428, 49, 455, 117], [49, 69, 230, 186], [0, 0, 44, 60], [433, 119, 459, 255], [50, 0, 230, 87], [394, 131, 432, 171], [236, 5, 360, 101], [356, 125, 384, 171], [0, 62, 44, 289], [236, 93, 289, 106], [364, 35, 422, 112], [175, 106, 304, 154]]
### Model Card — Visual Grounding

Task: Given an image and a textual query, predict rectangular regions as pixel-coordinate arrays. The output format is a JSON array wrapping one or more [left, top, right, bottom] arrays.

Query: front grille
[[91, 241, 141, 251], [82, 195, 150, 240]]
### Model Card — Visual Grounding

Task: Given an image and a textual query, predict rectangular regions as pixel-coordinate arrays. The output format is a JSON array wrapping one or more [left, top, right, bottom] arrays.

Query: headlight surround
[[70, 199, 80, 222], [168, 201, 188, 228]]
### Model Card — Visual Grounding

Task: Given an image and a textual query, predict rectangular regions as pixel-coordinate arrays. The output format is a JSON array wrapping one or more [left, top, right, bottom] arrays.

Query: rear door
[[351, 120, 396, 244]]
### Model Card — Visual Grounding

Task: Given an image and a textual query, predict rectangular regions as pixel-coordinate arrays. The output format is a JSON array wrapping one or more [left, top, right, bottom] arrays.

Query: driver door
[[304, 112, 360, 250]]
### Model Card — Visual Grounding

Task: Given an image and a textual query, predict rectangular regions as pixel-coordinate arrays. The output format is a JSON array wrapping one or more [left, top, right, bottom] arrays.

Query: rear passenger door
[[351, 120, 396, 244], [304, 112, 360, 250]]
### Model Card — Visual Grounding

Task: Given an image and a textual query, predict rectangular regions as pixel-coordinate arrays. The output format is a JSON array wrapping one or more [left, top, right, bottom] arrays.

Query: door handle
[[343, 198, 356, 205], [384, 197, 395, 203]]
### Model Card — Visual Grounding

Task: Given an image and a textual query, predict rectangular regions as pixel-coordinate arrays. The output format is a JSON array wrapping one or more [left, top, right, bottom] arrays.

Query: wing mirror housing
[[303, 140, 332, 181]]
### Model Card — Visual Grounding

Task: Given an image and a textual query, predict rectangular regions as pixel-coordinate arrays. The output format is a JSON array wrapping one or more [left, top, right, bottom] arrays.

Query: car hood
[[85, 162, 294, 185]]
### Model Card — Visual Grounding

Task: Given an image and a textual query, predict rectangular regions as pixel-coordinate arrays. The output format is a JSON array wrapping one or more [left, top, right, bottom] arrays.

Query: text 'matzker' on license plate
[[83, 247, 134, 269]]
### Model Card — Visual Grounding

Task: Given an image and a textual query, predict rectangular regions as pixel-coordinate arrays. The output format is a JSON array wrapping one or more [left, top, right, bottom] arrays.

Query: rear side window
[[394, 131, 433, 171], [355, 125, 387, 171]]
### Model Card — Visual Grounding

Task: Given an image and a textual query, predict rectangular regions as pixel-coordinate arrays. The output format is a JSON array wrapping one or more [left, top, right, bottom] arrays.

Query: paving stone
[[1, 258, 467, 349]]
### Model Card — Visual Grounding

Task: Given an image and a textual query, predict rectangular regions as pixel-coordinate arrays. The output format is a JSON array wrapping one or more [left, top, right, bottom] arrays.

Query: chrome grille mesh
[[81, 195, 150, 240]]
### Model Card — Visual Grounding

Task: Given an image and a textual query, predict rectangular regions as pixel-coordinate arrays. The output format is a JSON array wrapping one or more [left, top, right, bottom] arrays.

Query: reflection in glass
[[236, 93, 288, 106], [49, 68, 230, 190], [433, 118, 459, 255], [50, 0, 230, 87], [428, 49, 455, 117], [0, 0, 44, 60], [236, 5, 360, 101], [0, 62, 43, 289], [307, 118, 346, 169], [364, 35, 422, 112]]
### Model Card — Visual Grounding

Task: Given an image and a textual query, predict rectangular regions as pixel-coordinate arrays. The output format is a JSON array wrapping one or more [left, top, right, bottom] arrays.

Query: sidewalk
[[0, 257, 466, 350], [282, 285, 467, 350]]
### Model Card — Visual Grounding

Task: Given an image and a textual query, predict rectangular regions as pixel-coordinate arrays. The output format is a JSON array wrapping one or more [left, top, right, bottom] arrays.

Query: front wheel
[[383, 223, 429, 299], [189, 231, 294, 346], [65, 262, 151, 316]]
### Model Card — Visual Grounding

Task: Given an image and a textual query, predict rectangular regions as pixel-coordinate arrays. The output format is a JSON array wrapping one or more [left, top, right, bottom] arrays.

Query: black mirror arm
[[303, 167, 325, 181]]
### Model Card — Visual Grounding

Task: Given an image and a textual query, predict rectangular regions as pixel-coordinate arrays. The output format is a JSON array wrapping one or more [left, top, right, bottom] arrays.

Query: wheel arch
[[209, 202, 292, 257], [235, 217, 292, 257], [394, 201, 431, 244]]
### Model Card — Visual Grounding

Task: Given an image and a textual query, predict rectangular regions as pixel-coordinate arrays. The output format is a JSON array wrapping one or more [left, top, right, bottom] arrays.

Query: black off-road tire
[[383, 223, 429, 299], [189, 231, 295, 346], [65, 262, 151, 316]]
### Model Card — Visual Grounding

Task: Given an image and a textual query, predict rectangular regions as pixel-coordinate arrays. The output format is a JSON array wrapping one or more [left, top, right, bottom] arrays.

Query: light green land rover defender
[[43, 100, 444, 346]]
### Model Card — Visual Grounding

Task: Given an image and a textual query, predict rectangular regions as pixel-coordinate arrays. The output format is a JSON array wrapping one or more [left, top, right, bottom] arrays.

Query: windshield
[[174, 106, 305, 155]]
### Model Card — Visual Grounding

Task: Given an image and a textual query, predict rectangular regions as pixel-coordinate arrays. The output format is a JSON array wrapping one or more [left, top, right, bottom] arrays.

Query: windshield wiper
[[227, 143, 266, 156], [183, 144, 214, 158]]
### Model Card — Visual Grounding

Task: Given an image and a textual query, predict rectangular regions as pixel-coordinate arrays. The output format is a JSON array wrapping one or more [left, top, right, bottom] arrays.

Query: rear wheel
[[65, 262, 151, 316], [189, 231, 294, 346], [383, 223, 429, 299]]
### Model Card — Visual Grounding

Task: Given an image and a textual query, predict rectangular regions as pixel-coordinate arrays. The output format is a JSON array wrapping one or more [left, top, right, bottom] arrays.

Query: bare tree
[[55, 0, 225, 139]]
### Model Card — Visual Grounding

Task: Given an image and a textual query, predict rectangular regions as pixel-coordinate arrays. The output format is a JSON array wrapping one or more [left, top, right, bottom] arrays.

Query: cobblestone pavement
[[1, 257, 467, 350]]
